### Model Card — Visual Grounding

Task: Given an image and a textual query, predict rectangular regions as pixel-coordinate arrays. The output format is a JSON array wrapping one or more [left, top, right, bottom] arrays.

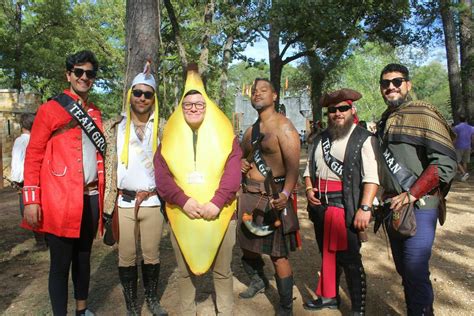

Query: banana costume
[[161, 67, 236, 275]]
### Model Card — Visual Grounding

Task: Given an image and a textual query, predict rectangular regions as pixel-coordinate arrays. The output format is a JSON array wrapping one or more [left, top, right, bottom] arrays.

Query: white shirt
[[304, 124, 379, 189], [82, 130, 98, 186], [116, 113, 160, 208], [10, 133, 30, 183]]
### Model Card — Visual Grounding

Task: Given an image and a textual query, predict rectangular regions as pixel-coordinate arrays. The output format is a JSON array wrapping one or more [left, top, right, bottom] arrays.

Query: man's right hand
[[306, 188, 322, 206], [183, 198, 202, 219], [240, 159, 252, 174], [24, 204, 42, 228]]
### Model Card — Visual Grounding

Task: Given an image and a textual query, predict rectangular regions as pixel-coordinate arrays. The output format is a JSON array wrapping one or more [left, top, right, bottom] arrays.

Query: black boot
[[239, 257, 269, 299], [142, 262, 168, 316], [118, 266, 140, 316], [275, 275, 294, 316], [343, 263, 367, 316]]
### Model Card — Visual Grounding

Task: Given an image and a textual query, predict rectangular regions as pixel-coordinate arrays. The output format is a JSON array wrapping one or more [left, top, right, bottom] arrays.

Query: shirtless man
[[238, 78, 300, 316]]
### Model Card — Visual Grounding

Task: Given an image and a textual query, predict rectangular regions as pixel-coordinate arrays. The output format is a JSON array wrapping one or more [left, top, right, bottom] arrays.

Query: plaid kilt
[[237, 188, 297, 257]]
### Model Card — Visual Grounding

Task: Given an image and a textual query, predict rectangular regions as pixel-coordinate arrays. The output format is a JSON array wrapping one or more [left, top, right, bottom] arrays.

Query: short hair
[[66, 50, 99, 72], [252, 78, 276, 93], [184, 89, 202, 97], [20, 113, 35, 131], [380, 63, 410, 81], [459, 115, 466, 122]]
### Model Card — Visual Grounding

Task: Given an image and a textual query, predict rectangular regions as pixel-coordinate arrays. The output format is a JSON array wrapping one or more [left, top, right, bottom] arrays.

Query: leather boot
[[142, 262, 168, 316], [118, 266, 140, 316], [343, 263, 367, 316], [275, 275, 294, 316], [239, 257, 269, 299]]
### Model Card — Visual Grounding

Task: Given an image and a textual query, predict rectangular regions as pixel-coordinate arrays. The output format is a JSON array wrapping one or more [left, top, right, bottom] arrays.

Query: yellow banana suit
[[160, 67, 237, 275]]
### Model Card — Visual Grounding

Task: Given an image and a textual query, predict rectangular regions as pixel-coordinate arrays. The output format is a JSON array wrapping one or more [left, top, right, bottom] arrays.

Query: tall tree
[[124, 0, 160, 104], [459, 0, 473, 120], [440, 0, 463, 122]]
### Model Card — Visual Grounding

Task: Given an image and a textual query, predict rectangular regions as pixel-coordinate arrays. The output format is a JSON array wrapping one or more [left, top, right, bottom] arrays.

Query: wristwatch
[[360, 204, 373, 212]]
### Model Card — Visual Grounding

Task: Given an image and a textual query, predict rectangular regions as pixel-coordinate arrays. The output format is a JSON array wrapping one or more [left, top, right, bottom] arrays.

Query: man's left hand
[[353, 209, 371, 231], [390, 192, 416, 212], [270, 192, 289, 211], [200, 202, 221, 220]]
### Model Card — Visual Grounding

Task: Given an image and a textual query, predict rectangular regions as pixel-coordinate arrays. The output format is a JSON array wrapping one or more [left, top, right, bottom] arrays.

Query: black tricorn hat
[[320, 88, 362, 107]]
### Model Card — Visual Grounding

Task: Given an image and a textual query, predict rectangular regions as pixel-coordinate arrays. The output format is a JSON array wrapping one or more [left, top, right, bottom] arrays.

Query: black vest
[[309, 126, 373, 226]]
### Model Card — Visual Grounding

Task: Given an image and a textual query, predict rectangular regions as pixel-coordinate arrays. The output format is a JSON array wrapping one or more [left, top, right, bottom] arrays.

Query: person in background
[[453, 115, 474, 181], [11, 113, 45, 246]]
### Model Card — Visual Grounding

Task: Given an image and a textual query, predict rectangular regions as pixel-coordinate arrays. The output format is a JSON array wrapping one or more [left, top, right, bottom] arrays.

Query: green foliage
[[411, 61, 452, 120]]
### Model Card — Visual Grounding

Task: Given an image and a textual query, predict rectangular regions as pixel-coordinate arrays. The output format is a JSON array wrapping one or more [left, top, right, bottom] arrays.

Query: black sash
[[53, 93, 106, 157], [251, 120, 269, 178], [321, 132, 344, 178], [380, 144, 417, 192]]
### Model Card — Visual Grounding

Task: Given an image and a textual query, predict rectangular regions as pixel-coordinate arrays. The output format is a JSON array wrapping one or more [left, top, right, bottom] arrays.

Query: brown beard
[[327, 116, 353, 140]]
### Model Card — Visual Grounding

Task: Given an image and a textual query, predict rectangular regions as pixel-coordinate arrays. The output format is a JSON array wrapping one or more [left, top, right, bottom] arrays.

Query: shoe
[[238, 257, 269, 299], [142, 262, 168, 316], [303, 297, 338, 310], [461, 173, 470, 182]]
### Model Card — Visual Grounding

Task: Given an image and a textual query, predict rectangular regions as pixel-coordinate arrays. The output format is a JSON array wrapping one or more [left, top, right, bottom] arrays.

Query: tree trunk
[[308, 55, 325, 124], [199, 0, 214, 84], [268, 23, 282, 110], [13, 1, 22, 91], [218, 34, 234, 109], [163, 0, 188, 79], [124, 0, 160, 109], [440, 0, 463, 122], [460, 0, 473, 122]]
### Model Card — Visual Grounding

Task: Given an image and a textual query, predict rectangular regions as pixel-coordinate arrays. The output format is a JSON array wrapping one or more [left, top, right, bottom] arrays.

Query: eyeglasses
[[182, 102, 206, 110], [132, 89, 154, 99], [327, 105, 352, 113], [71, 68, 96, 79], [380, 77, 407, 89]]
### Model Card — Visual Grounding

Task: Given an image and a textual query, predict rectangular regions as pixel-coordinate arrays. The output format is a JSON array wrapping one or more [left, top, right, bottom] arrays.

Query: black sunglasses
[[327, 105, 352, 113], [71, 68, 96, 79], [132, 89, 154, 99], [380, 77, 407, 89]]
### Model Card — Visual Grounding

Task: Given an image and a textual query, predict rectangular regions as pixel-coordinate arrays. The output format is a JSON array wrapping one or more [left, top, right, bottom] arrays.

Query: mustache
[[384, 88, 400, 95]]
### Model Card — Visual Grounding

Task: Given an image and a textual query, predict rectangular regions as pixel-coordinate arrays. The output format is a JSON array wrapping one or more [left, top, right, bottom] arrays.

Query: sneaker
[[461, 173, 470, 182]]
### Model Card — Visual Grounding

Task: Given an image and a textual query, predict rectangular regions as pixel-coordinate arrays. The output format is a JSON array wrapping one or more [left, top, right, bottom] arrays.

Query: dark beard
[[327, 117, 353, 140], [383, 93, 410, 108]]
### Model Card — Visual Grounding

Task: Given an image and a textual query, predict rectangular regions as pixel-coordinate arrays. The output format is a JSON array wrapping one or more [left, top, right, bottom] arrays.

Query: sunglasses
[[327, 105, 352, 113], [182, 102, 206, 110], [71, 68, 96, 79], [380, 77, 407, 89], [132, 89, 154, 99]]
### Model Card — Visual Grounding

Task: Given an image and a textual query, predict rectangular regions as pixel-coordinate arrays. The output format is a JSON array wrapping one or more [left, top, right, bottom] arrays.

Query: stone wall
[[0, 89, 40, 187]]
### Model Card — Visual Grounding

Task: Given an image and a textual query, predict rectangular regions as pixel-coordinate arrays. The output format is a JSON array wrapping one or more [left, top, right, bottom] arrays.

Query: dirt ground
[[1, 152, 473, 316]]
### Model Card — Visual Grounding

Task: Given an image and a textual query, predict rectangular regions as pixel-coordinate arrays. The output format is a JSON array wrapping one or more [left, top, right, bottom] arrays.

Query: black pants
[[46, 195, 99, 316], [308, 204, 362, 265]]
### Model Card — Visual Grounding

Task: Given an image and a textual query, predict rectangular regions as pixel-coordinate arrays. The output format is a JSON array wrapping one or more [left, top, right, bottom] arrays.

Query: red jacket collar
[[63, 89, 98, 111]]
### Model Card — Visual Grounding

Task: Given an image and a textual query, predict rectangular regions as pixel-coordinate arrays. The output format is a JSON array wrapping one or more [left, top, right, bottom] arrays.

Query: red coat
[[21, 90, 105, 238]]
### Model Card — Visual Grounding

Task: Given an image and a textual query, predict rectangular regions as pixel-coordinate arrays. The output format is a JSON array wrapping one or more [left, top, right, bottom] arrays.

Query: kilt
[[237, 179, 298, 257]]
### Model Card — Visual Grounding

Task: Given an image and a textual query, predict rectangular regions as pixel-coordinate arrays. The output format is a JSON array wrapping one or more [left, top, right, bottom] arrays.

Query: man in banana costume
[[154, 65, 241, 315], [103, 66, 167, 316], [239, 78, 301, 315]]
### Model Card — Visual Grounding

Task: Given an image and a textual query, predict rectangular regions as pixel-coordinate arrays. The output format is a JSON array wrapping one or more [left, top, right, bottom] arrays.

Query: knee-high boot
[[275, 275, 294, 316], [239, 256, 269, 299], [142, 262, 168, 316], [343, 263, 367, 316], [118, 266, 140, 316]]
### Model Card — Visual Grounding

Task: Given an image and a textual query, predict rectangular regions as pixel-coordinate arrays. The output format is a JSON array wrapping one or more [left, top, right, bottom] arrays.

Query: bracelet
[[305, 186, 313, 192], [281, 189, 290, 199]]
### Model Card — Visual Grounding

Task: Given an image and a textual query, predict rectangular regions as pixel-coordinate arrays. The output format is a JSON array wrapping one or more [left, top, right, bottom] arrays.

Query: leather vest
[[309, 125, 372, 226]]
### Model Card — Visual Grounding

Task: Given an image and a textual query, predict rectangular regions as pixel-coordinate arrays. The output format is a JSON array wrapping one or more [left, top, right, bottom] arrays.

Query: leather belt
[[84, 180, 98, 194]]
